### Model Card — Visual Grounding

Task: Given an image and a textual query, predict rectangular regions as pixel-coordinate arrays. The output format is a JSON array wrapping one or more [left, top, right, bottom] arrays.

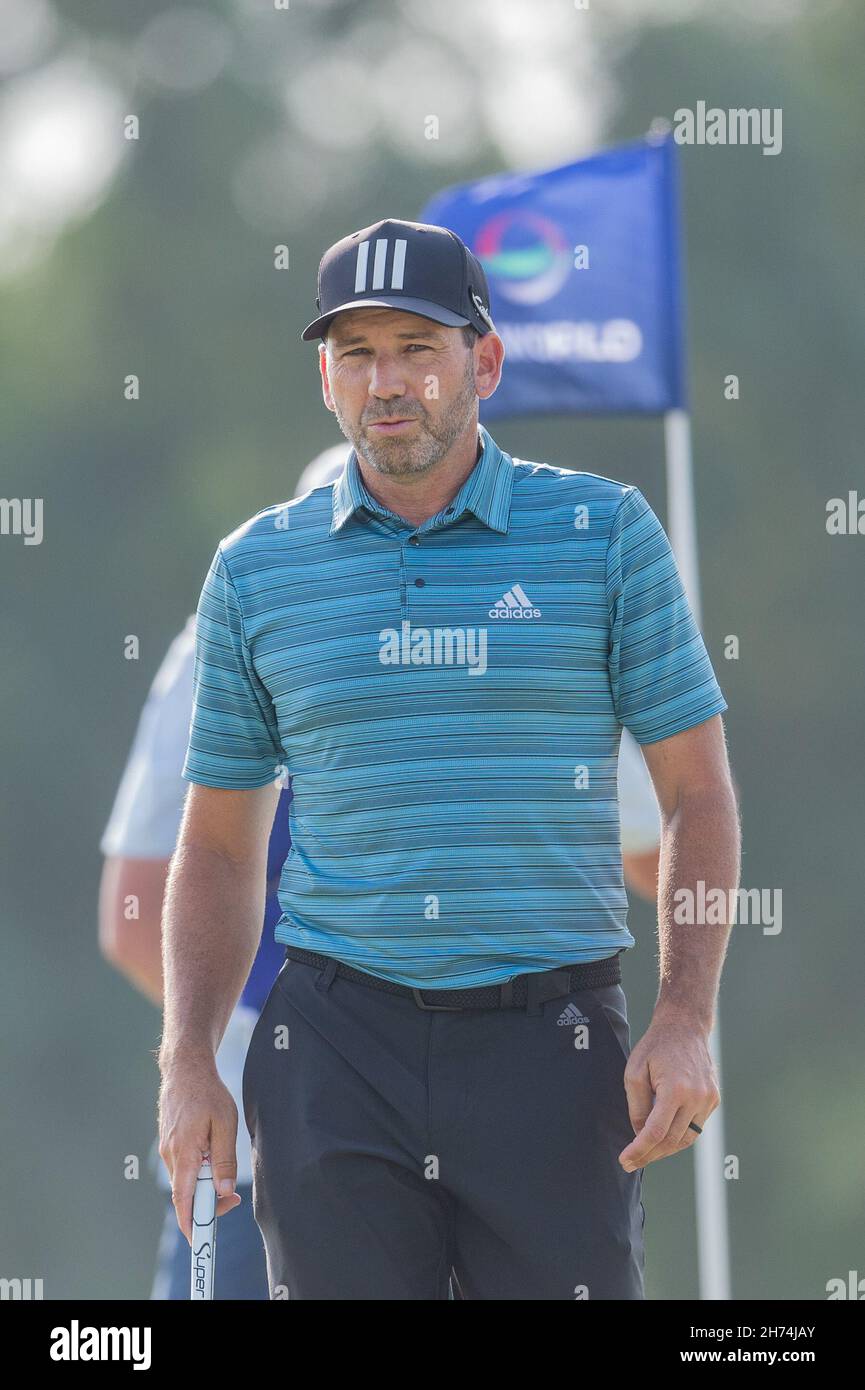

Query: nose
[[366, 351, 408, 400]]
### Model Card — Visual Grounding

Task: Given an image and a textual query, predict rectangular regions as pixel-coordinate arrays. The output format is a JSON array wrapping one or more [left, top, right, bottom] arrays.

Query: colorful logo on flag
[[475, 212, 572, 306]]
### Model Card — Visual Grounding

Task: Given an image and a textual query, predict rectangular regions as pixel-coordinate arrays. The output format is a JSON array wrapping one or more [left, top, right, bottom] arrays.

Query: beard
[[332, 353, 478, 478]]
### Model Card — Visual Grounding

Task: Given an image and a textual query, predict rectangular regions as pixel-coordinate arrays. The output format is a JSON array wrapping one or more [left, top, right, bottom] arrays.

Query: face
[[319, 307, 485, 478]]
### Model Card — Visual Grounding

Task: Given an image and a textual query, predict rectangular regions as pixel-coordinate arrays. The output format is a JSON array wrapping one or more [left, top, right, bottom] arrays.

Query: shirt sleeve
[[182, 545, 285, 788], [606, 487, 728, 745], [99, 616, 196, 858]]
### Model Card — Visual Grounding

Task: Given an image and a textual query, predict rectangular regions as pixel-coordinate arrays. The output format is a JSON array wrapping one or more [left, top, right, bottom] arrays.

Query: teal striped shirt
[[183, 423, 727, 987]]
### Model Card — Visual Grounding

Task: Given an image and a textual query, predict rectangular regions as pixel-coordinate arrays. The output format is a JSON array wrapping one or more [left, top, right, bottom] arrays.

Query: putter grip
[[190, 1158, 217, 1300]]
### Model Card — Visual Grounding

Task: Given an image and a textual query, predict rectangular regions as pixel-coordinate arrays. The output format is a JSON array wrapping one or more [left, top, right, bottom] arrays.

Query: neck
[[356, 427, 482, 528]]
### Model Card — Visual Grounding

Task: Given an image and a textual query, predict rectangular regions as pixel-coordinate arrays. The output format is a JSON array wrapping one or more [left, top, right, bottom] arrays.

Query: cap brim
[[301, 296, 472, 342]]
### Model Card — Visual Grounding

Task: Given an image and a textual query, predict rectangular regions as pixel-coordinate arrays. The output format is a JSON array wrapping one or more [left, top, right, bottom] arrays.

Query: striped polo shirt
[[183, 423, 727, 987]]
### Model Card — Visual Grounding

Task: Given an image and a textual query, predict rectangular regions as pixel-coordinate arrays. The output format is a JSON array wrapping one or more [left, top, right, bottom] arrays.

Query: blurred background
[[1, 0, 863, 1300]]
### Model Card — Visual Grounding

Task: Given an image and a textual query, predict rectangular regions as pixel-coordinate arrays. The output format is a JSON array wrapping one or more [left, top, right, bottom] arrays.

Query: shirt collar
[[329, 423, 514, 537]]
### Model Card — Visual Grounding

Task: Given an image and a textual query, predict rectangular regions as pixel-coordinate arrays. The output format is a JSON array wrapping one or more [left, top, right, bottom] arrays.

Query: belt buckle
[[411, 988, 464, 1012]]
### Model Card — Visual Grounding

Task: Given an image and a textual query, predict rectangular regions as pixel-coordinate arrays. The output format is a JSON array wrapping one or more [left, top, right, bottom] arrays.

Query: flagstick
[[664, 407, 732, 1301]]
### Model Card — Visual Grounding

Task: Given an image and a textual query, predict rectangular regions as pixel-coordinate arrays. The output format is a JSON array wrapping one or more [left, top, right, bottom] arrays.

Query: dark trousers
[[242, 955, 646, 1300]]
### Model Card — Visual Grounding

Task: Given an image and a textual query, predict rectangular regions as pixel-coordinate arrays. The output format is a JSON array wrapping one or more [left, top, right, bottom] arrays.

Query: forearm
[[113, 941, 164, 1008], [97, 858, 169, 1007], [622, 847, 660, 902], [654, 784, 741, 1033], [159, 841, 265, 1065]]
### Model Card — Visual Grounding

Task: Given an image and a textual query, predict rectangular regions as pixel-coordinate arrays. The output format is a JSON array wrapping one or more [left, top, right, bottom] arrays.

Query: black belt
[[282, 944, 622, 1012]]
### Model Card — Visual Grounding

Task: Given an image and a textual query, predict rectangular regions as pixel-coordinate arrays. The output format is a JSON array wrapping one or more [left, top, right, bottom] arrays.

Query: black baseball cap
[[301, 217, 496, 343]]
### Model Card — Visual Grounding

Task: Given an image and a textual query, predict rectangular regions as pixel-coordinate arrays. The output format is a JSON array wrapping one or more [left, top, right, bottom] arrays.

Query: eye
[[343, 344, 430, 356]]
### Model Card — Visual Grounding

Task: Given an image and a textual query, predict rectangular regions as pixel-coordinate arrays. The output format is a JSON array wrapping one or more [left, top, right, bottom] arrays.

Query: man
[[159, 218, 739, 1300], [103, 438, 659, 1301]]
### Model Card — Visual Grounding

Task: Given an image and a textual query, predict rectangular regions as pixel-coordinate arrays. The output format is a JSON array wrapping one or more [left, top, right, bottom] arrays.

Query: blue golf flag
[[419, 132, 686, 418]]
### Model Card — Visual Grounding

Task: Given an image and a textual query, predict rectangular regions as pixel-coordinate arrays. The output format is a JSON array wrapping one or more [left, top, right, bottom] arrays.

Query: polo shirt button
[[414, 577, 425, 587], [409, 536, 420, 545]]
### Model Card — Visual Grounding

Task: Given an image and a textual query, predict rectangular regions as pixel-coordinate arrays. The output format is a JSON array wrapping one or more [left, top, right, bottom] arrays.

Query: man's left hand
[[617, 1008, 721, 1172]]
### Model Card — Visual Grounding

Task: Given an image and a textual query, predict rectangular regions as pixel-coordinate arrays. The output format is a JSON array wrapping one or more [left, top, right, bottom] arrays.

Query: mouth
[[367, 417, 419, 434]]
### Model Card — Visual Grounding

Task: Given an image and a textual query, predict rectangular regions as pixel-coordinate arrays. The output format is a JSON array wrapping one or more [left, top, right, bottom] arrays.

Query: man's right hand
[[158, 1051, 242, 1242]]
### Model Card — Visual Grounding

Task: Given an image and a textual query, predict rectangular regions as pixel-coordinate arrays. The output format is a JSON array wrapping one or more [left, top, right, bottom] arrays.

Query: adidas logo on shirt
[[488, 583, 541, 619], [557, 1003, 590, 1026]]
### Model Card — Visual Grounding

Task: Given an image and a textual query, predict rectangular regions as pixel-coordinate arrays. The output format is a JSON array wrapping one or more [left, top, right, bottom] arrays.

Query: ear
[[319, 342, 335, 412], [474, 332, 506, 401]]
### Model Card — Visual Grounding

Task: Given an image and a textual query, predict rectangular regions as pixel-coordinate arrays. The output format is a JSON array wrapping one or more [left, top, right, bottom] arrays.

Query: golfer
[[159, 218, 740, 1300], [104, 438, 660, 1301]]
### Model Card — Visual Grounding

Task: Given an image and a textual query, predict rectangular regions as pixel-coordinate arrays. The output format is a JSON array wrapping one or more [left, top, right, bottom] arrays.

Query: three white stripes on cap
[[355, 238, 407, 293]]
